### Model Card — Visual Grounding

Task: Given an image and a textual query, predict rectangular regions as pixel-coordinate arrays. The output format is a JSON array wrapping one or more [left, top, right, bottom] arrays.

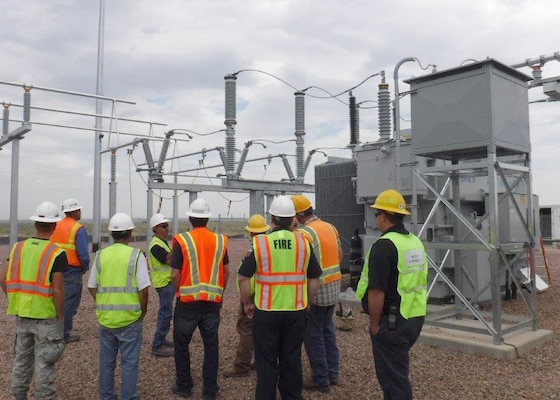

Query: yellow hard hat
[[371, 189, 410, 215], [291, 194, 312, 214], [245, 214, 270, 233]]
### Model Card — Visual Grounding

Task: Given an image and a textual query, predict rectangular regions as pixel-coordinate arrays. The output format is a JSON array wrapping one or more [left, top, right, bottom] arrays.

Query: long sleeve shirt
[[75, 226, 90, 273]]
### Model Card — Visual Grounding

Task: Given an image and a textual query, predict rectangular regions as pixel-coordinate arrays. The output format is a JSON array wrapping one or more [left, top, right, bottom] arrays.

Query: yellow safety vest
[[6, 239, 63, 319], [356, 231, 428, 319], [235, 243, 259, 295], [148, 236, 171, 289], [94, 244, 143, 329], [299, 218, 341, 284], [253, 230, 310, 311]]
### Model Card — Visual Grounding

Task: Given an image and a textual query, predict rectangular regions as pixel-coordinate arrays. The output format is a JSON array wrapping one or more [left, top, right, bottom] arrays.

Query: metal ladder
[[528, 237, 552, 284]]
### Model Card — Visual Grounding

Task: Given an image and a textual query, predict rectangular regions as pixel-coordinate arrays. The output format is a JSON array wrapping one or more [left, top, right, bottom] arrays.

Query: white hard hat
[[150, 213, 170, 228], [30, 201, 62, 223], [269, 195, 296, 217], [108, 213, 135, 231], [61, 198, 82, 213], [186, 198, 211, 218]]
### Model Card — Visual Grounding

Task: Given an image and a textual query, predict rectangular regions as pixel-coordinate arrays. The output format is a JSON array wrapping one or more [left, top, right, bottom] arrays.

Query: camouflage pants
[[12, 317, 65, 400]]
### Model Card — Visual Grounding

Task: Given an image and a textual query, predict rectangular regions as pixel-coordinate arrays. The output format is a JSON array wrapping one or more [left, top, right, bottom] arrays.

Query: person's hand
[[244, 302, 255, 319], [369, 323, 379, 336]]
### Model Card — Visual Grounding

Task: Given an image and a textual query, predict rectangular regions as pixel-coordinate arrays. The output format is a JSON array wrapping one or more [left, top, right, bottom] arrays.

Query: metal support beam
[[221, 178, 314, 193], [249, 190, 266, 217], [0, 123, 31, 148], [173, 174, 179, 235]]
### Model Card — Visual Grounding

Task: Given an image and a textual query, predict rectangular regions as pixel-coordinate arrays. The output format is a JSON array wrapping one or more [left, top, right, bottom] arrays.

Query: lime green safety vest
[[236, 261, 257, 296], [235, 243, 260, 296], [253, 230, 311, 311], [94, 244, 143, 329], [6, 239, 64, 319], [148, 236, 171, 289], [356, 231, 428, 319]]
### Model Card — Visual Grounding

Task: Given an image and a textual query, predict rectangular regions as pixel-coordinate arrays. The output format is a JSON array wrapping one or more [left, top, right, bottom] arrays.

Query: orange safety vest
[[253, 230, 311, 311], [299, 218, 341, 284], [173, 227, 227, 303], [51, 217, 83, 267]]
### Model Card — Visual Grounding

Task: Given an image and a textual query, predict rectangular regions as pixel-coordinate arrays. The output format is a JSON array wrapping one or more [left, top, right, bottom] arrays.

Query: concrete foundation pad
[[419, 319, 554, 360]]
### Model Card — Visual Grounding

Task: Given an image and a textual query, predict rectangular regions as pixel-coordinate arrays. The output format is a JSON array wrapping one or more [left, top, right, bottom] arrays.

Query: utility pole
[[93, 0, 105, 252]]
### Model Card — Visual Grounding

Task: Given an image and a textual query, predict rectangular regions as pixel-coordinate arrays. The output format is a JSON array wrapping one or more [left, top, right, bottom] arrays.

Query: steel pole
[[93, 0, 105, 252], [9, 138, 20, 247], [393, 57, 415, 192]]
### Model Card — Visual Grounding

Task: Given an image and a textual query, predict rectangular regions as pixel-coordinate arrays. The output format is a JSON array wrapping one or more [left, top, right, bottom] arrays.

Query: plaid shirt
[[313, 278, 341, 306], [302, 216, 342, 306]]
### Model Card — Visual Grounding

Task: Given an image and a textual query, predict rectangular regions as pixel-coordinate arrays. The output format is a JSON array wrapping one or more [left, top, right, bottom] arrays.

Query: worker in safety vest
[[239, 195, 321, 400], [51, 198, 90, 344], [223, 214, 270, 378], [355, 189, 428, 400], [291, 194, 343, 393], [148, 213, 175, 358], [87, 213, 150, 400], [0, 201, 68, 400], [170, 198, 229, 400]]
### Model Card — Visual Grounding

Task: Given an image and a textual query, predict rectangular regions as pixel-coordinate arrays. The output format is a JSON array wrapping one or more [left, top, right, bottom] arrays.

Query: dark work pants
[[253, 309, 306, 400], [369, 315, 424, 400], [173, 305, 220, 398]]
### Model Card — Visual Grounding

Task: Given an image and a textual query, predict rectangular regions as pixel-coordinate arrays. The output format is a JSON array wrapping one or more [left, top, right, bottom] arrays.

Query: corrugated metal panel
[[406, 59, 531, 160], [315, 159, 365, 273]]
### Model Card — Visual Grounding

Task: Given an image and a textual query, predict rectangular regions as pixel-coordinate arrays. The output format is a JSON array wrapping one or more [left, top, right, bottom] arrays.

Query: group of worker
[[0, 188, 428, 400]]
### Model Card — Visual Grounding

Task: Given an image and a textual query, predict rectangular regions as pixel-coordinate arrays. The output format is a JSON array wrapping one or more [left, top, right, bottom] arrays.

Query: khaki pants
[[234, 301, 254, 370], [12, 317, 65, 400]]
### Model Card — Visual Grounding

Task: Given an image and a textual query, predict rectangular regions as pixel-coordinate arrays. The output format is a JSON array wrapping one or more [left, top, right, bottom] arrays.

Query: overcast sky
[[1, 0, 560, 222]]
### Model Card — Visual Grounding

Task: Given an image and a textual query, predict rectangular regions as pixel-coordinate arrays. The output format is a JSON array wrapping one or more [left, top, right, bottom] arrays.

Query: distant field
[[0, 218, 249, 240]]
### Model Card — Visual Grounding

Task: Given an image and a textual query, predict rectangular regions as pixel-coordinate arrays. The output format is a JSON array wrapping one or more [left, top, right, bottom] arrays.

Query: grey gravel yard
[[0, 239, 559, 399]]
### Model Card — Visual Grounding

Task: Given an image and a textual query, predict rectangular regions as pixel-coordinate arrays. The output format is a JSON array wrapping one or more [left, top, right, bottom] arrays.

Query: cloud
[[2, 0, 560, 223]]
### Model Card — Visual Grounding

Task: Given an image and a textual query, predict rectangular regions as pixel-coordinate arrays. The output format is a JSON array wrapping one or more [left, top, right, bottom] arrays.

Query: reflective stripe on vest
[[175, 230, 226, 303], [300, 220, 341, 284], [253, 230, 309, 311], [95, 245, 142, 328], [148, 236, 171, 288], [51, 217, 82, 267], [355, 232, 427, 319], [6, 239, 62, 319]]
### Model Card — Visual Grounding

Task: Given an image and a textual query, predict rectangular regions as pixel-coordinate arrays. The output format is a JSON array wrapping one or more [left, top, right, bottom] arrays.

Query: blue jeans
[[173, 304, 220, 398], [63, 269, 83, 340], [98, 319, 143, 400], [152, 282, 174, 349], [303, 304, 339, 387]]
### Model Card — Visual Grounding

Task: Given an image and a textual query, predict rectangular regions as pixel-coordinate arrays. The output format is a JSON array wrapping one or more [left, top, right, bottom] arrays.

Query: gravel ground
[[0, 239, 559, 399]]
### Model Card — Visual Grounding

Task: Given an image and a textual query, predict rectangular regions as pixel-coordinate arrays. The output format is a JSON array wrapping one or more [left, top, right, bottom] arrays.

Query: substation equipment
[[144, 73, 319, 243], [3, 51, 559, 348], [316, 55, 560, 345]]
